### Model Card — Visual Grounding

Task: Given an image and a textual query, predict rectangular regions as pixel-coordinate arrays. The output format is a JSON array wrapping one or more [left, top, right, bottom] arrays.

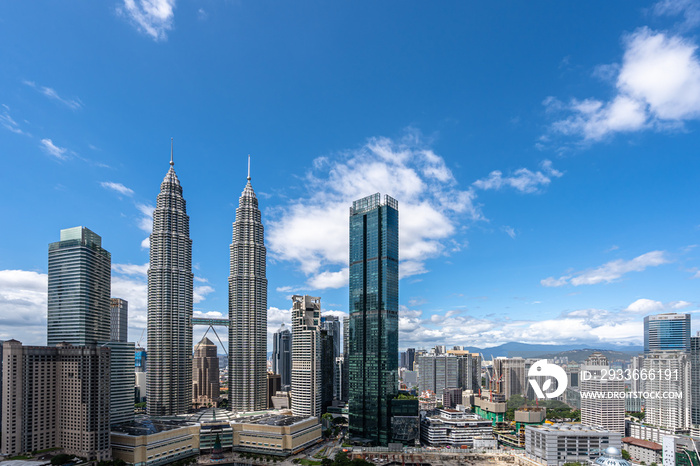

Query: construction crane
[[136, 328, 145, 348]]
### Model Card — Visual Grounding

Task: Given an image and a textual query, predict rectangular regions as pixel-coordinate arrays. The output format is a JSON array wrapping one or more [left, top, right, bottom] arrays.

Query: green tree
[[621, 450, 631, 460]]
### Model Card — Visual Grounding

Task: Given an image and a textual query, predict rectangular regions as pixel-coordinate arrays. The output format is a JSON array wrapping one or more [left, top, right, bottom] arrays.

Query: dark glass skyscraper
[[47, 226, 111, 346], [272, 324, 292, 390], [644, 313, 691, 353], [348, 193, 399, 446], [691, 334, 700, 426]]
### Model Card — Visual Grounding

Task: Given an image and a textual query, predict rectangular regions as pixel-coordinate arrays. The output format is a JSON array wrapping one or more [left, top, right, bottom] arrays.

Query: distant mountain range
[[458, 342, 643, 362], [267, 342, 645, 363]]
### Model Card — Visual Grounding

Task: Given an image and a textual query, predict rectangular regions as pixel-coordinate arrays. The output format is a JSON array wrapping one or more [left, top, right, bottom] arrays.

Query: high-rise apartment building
[[1, 340, 111, 460], [418, 355, 460, 398], [271, 324, 292, 390], [47, 226, 111, 346], [229, 166, 268, 412], [193, 336, 220, 408], [291, 295, 322, 417], [110, 298, 128, 343], [348, 193, 399, 446], [493, 357, 526, 399], [102, 340, 135, 425], [643, 351, 691, 432], [579, 352, 625, 434], [644, 313, 691, 353], [147, 152, 194, 416], [418, 353, 480, 398]]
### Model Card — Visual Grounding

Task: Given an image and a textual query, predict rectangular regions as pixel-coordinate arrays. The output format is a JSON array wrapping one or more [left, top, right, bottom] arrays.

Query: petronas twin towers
[[147, 147, 267, 416]]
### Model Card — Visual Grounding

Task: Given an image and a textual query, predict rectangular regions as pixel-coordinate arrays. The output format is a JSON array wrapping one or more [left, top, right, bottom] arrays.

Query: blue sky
[[2, 1, 700, 351]]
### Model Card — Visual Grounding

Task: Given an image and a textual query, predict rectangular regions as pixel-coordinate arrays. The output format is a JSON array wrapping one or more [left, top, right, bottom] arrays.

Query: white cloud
[[322, 310, 347, 320], [396, 303, 660, 349], [473, 159, 562, 193], [625, 298, 665, 313], [112, 263, 148, 276], [193, 285, 214, 303], [0, 270, 48, 344], [40, 139, 68, 160], [671, 300, 693, 309], [307, 268, 349, 290], [541, 250, 670, 287], [626, 298, 693, 313], [135, 203, 154, 248], [547, 27, 700, 142], [101, 181, 134, 196], [268, 132, 559, 289], [120, 0, 176, 41], [136, 203, 155, 231], [653, 0, 700, 31], [0, 107, 29, 136], [276, 285, 301, 293], [503, 226, 516, 239], [23, 80, 82, 110]]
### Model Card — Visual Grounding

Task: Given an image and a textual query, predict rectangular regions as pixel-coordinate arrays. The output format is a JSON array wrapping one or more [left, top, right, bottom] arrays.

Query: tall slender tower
[[229, 158, 268, 412], [348, 193, 399, 446], [291, 295, 321, 417], [272, 324, 292, 390], [147, 143, 193, 416]]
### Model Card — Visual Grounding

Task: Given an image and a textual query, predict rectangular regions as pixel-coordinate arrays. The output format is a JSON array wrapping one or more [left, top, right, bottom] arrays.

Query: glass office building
[[47, 226, 111, 346], [348, 193, 399, 446], [644, 313, 691, 353]]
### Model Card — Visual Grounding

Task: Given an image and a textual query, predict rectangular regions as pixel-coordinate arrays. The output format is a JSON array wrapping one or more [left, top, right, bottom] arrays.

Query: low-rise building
[[622, 437, 663, 465], [232, 414, 321, 456], [111, 420, 200, 466], [525, 423, 622, 466], [420, 408, 495, 448]]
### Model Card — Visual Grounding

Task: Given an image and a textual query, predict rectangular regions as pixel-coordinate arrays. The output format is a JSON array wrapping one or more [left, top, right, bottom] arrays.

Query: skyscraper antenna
[[247, 154, 251, 181], [170, 138, 174, 166]]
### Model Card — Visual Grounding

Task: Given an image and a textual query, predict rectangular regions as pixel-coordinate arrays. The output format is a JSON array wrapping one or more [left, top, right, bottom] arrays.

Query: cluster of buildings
[[0, 151, 415, 463], [3, 148, 700, 466]]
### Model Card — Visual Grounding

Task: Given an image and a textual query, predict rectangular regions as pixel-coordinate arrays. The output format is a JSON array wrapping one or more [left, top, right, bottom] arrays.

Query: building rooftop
[[238, 414, 311, 427], [188, 408, 237, 424], [622, 437, 662, 451], [111, 418, 196, 436], [528, 423, 615, 434]]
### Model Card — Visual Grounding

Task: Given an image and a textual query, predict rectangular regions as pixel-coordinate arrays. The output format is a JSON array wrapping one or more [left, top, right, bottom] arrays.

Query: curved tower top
[[229, 159, 268, 412], [147, 144, 193, 417]]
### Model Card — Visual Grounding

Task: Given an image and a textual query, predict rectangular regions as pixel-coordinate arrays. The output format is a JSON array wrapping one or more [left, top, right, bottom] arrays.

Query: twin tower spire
[[147, 141, 267, 416]]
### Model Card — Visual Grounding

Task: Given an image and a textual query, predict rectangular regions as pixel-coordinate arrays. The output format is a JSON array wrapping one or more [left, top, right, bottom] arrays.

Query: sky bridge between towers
[[192, 317, 229, 356]]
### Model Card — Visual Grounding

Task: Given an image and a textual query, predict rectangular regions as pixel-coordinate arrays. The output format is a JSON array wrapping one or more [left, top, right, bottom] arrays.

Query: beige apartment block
[[1, 340, 111, 461]]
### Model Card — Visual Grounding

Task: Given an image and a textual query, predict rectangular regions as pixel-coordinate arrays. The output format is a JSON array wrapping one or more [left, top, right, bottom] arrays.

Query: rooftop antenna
[[170, 137, 174, 166], [247, 154, 251, 181]]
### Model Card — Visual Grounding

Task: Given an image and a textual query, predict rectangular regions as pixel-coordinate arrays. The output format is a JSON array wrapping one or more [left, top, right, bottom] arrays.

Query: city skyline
[[2, 1, 700, 351]]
